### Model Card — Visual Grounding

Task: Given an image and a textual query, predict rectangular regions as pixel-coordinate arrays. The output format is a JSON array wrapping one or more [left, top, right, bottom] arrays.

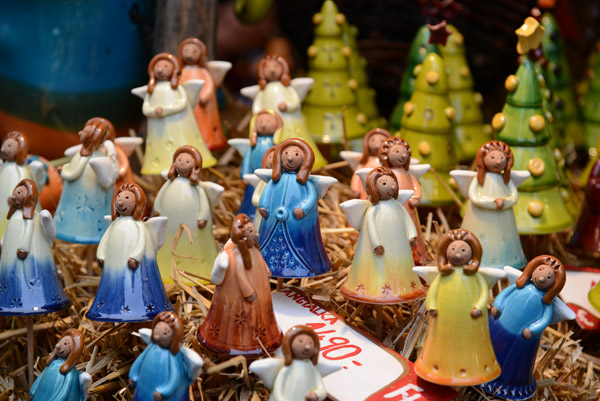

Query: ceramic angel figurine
[[413, 229, 502, 386], [240, 55, 327, 169], [30, 328, 91, 401], [250, 325, 331, 401], [229, 110, 281, 220], [198, 214, 282, 355], [131, 52, 216, 175], [54, 119, 119, 244], [451, 141, 529, 269], [0, 179, 71, 315], [481, 257, 574, 400], [248, 147, 276, 231], [340, 167, 425, 304], [87, 183, 172, 322], [257, 138, 337, 277], [341, 128, 391, 199], [153, 146, 224, 284], [0, 131, 44, 238], [178, 38, 232, 151], [378, 137, 431, 265], [130, 311, 203, 401]]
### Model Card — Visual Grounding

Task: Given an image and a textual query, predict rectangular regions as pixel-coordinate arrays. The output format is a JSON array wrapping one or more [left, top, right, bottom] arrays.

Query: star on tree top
[[515, 17, 545, 55], [428, 20, 452, 46]]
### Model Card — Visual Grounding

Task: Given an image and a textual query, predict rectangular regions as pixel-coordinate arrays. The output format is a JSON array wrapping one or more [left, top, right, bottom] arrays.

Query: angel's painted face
[[55, 336, 73, 359], [255, 113, 278, 135], [263, 59, 284, 82], [446, 240, 473, 266], [9, 185, 27, 209], [116, 190, 136, 216], [153, 321, 174, 349], [291, 334, 316, 360], [281, 146, 303, 172], [243, 222, 258, 246], [387, 144, 409, 167], [484, 150, 507, 174], [1, 138, 18, 162], [376, 175, 397, 201], [154, 60, 174, 81], [181, 43, 202, 65], [532, 264, 556, 290], [175, 152, 195, 177], [368, 134, 388, 156]]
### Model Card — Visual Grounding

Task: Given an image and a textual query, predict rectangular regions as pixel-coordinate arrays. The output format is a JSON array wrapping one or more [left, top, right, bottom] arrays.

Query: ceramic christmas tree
[[302, 0, 367, 144], [399, 23, 457, 207], [491, 17, 574, 234], [440, 24, 490, 163], [341, 22, 384, 129], [581, 43, 600, 150]]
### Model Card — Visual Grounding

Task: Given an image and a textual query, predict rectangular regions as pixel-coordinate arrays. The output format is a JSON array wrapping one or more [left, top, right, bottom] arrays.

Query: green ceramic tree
[[491, 17, 574, 234], [440, 24, 490, 163], [582, 42, 600, 150], [389, 25, 439, 130], [303, 0, 367, 144]]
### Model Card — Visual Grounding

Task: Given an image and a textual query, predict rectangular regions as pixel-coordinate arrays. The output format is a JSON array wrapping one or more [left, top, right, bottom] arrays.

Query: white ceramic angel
[[87, 183, 172, 322], [451, 141, 530, 269], [153, 145, 224, 284], [131, 52, 216, 175], [241, 55, 327, 169]]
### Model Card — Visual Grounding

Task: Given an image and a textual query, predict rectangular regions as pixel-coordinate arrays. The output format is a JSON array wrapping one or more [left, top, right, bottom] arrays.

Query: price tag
[[562, 267, 600, 331]]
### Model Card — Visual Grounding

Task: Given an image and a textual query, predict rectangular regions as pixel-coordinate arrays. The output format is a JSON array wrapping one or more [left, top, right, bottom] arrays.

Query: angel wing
[[206, 60, 232, 87], [412, 266, 439, 285], [413, 266, 506, 288], [145, 216, 168, 249], [316, 359, 342, 378], [255, 168, 273, 183], [211, 248, 230, 285], [114, 137, 143, 156], [290, 77, 314, 102], [240, 85, 260, 100], [503, 265, 522, 285], [79, 372, 92, 397], [249, 357, 284, 390], [340, 199, 370, 230], [137, 328, 152, 345], [181, 347, 204, 381], [160, 170, 169, 180], [340, 150, 363, 171], [104, 215, 112, 224], [182, 79, 205, 107], [409, 163, 431, 181], [510, 170, 531, 188], [28, 160, 46, 191], [131, 85, 148, 100], [309, 175, 338, 200], [355, 167, 372, 192], [396, 189, 415, 205], [228, 138, 251, 157], [243, 173, 261, 188], [410, 158, 420, 165], [450, 170, 476, 198], [39, 210, 56, 240], [200, 181, 224, 206], [64, 144, 82, 157]]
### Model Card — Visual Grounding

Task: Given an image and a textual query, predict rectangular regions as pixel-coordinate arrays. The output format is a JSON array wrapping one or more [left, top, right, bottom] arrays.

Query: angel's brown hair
[[147, 53, 181, 94], [80, 117, 112, 157], [7, 179, 38, 220], [437, 229, 482, 275], [258, 55, 291, 89], [516, 255, 566, 305], [231, 214, 259, 271], [250, 109, 283, 147], [366, 167, 398, 205], [272, 138, 314, 184], [261, 146, 277, 169], [48, 328, 84, 374], [84, 117, 115, 140], [3, 131, 29, 164], [476, 141, 514, 186], [111, 183, 146, 221], [378, 137, 412, 170], [177, 37, 207, 67], [167, 145, 203, 185], [152, 311, 184, 354], [360, 128, 392, 164], [282, 325, 320, 366]]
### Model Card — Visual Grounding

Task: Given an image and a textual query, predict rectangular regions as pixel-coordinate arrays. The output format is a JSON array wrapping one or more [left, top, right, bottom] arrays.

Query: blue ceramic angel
[[245, 146, 276, 232], [229, 109, 281, 220], [0, 179, 71, 315], [256, 138, 336, 278], [54, 118, 119, 244], [481, 257, 575, 400], [130, 311, 203, 401], [87, 183, 172, 322], [31, 328, 91, 401]]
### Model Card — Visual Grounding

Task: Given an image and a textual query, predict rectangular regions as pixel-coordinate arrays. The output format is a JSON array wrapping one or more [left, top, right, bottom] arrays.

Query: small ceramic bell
[[178, 38, 232, 151], [0, 179, 71, 315], [569, 158, 600, 257], [250, 325, 329, 401], [30, 328, 92, 401], [198, 214, 282, 356], [130, 311, 203, 401], [87, 183, 172, 322], [256, 138, 337, 278], [413, 229, 501, 386], [341, 128, 391, 199], [482, 256, 574, 399], [451, 141, 529, 269], [240, 55, 327, 169], [153, 145, 224, 284], [131, 52, 216, 175], [54, 118, 119, 244]]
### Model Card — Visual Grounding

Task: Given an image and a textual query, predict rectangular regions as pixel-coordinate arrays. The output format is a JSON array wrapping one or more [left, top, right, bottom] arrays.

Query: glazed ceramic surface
[[31, 358, 87, 401], [238, 135, 274, 219]]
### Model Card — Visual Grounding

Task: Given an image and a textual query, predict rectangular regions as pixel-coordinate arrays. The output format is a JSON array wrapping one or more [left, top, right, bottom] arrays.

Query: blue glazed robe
[[130, 343, 193, 401], [258, 171, 331, 277], [0, 210, 70, 315], [30, 358, 85, 401], [481, 283, 553, 400], [238, 135, 274, 219]]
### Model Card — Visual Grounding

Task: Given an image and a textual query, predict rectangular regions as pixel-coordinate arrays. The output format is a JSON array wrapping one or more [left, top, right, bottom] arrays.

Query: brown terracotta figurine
[[198, 214, 282, 356]]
